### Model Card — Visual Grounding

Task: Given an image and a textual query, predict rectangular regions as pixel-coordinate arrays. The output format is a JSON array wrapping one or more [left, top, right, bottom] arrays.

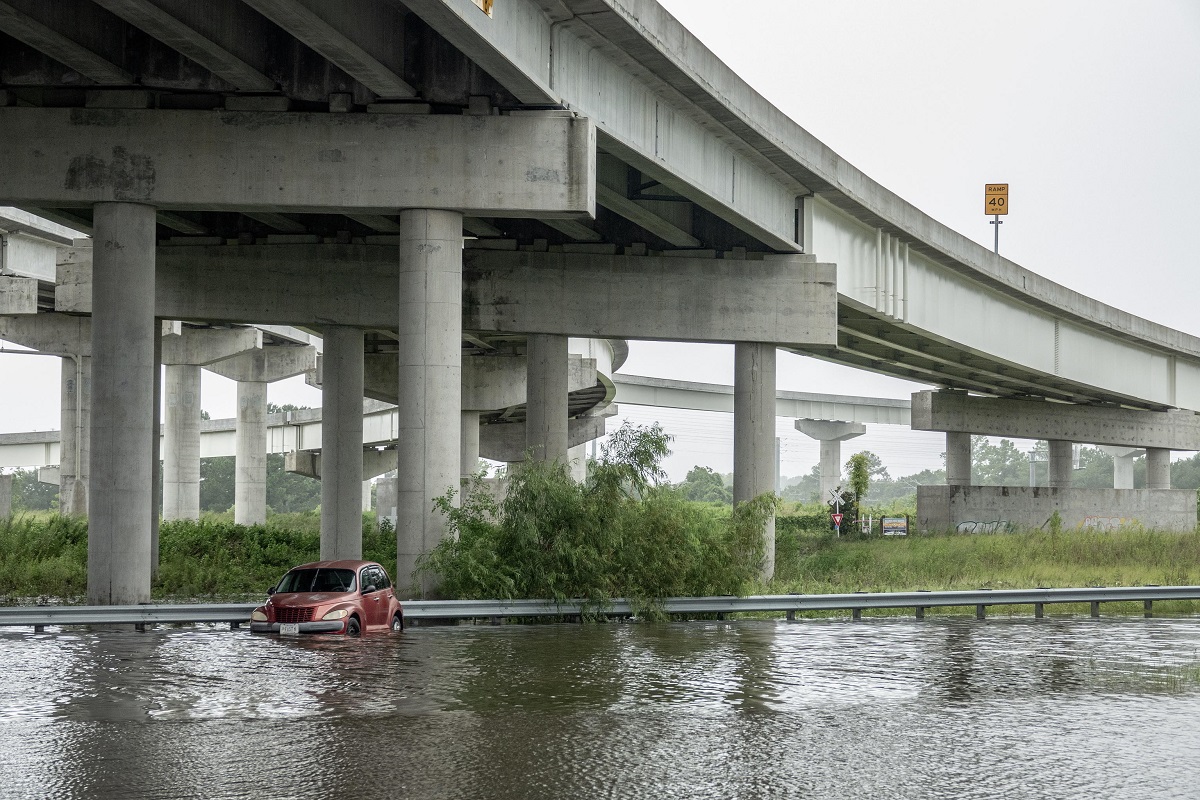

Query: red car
[[250, 560, 404, 636]]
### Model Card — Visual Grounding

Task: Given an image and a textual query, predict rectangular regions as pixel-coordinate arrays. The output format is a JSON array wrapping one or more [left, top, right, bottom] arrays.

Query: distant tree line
[[674, 438, 1200, 507]]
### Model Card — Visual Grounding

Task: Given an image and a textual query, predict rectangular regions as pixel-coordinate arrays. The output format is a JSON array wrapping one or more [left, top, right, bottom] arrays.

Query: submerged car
[[250, 559, 404, 636]]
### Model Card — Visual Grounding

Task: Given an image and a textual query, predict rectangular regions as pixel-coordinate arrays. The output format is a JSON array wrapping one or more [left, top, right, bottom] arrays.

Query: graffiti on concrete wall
[[1082, 515, 1140, 531], [955, 519, 1017, 534]]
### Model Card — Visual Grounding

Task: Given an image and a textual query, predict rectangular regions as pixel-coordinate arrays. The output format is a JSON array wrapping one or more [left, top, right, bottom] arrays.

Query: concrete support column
[[87, 202, 156, 605], [734, 342, 777, 580], [1048, 440, 1073, 489], [59, 355, 91, 517], [150, 333, 162, 576], [163, 364, 201, 521], [526, 333, 569, 464], [795, 420, 867, 502], [568, 443, 587, 482], [1100, 446, 1141, 490], [235, 380, 268, 526], [1146, 447, 1171, 489], [320, 326, 365, 560], [396, 209, 462, 598], [362, 480, 372, 513], [0, 474, 12, 518], [945, 432, 972, 486], [461, 411, 481, 479]]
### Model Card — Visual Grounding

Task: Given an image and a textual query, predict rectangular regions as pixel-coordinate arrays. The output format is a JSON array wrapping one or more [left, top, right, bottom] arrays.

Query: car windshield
[[275, 568, 356, 593]]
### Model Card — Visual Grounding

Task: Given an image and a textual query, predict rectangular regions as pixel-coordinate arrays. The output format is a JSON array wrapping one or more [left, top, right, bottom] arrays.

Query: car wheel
[[346, 616, 361, 637], [390, 613, 404, 632]]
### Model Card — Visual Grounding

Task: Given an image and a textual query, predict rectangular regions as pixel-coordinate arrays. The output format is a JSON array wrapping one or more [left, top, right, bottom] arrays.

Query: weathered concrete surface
[[56, 246, 837, 346], [87, 202, 155, 605], [285, 449, 395, 482], [320, 326, 365, 561], [733, 342, 776, 580], [463, 251, 836, 346], [479, 414, 608, 463], [59, 354, 90, 517], [1147, 448, 1172, 490], [918, 485, 1195, 533], [526, 334, 568, 463], [360, 351, 597, 410], [1048, 440, 1073, 489], [396, 209, 462, 599], [912, 390, 1200, 449], [162, 363, 201, 521], [161, 325, 262, 366], [0, 474, 11, 518], [946, 431, 971, 487], [0, 277, 38, 314], [0, 108, 595, 217], [794, 419, 865, 501]]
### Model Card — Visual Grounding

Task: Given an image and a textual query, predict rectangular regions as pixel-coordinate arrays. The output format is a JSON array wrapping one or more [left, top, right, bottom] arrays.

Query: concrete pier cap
[[795, 419, 867, 500]]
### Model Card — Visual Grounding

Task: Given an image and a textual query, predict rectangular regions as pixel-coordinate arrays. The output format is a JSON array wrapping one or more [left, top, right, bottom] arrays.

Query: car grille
[[276, 607, 314, 623]]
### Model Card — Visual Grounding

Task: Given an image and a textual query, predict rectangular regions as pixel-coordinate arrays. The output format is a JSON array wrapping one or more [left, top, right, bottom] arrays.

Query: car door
[[360, 565, 388, 629]]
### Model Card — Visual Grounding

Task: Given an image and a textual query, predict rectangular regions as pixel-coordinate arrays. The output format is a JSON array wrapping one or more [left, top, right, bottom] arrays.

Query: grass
[[7, 501, 1200, 618], [0, 511, 395, 603]]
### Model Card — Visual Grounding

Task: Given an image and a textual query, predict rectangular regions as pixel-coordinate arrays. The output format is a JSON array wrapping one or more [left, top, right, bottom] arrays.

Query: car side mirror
[[362, 585, 377, 595], [266, 587, 276, 595]]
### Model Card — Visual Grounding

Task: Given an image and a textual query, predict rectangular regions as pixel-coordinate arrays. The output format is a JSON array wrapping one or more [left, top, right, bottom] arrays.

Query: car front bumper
[[250, 621, 346, 634]]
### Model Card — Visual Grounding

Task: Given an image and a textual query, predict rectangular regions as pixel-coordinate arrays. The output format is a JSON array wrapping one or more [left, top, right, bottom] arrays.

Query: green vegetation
[[3, 424, 1200, 619], [0, 511, 393, 602], [418, 423, 774, 617]]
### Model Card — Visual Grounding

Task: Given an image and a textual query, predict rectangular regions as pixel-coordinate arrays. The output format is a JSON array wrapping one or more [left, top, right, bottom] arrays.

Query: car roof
[[289, 559, 381, 571]]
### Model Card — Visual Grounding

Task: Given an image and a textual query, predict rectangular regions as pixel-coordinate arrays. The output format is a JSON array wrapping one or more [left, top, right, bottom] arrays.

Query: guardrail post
[[34, 624, 44, 633], [915, 607, 925, 620], [786, 610, 795, 621], [1034, 603, 1044, 619], [229, 621, 240, 630], [851, 608, 862, 621], [1144, 600, 1153, 618], [1090, 601, 1100, 618], [975, 605, 986, 620]]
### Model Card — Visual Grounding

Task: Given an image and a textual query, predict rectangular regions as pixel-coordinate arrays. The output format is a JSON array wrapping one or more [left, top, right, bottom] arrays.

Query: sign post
[[985, 183, 1008, 254], [828, 487, 843, 536]]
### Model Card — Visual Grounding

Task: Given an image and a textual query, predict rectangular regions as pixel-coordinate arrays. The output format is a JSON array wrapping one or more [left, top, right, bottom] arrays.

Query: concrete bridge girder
[[0, 108, 596, 219], [55, 245, 837, 346]]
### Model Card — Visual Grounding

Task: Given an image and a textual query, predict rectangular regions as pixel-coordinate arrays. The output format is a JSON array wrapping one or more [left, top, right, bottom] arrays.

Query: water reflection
[[1, 617, 1199, 799]]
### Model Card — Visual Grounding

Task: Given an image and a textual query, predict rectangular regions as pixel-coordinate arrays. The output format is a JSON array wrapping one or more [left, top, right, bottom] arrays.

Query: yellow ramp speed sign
[[985, 184, 1008, 216]]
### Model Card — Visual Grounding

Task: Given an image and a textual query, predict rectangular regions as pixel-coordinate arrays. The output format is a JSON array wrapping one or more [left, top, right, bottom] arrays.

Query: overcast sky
[[3, 1, 1199, 481]]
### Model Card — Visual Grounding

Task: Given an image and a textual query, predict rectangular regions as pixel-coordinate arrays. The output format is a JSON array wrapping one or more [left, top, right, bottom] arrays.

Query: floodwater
[[2, 616, 1200, 800]]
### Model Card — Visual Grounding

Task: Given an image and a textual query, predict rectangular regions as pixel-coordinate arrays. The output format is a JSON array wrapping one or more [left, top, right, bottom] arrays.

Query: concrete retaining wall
[[917, 485, 1196, 533], [0, 474, 10, 518]]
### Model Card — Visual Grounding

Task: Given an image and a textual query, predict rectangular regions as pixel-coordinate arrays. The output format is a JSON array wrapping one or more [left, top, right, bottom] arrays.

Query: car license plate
[[279, 623, 300, 635]]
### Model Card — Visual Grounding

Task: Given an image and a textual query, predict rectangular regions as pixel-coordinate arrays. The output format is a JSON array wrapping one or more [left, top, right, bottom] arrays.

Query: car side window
[[376, 567, 392, 590], [360, 567, 375, 591]]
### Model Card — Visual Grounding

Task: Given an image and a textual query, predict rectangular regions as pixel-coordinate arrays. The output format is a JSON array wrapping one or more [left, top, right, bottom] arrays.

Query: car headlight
[[322, 609, 348, 621], [251, 610, 268, 622]]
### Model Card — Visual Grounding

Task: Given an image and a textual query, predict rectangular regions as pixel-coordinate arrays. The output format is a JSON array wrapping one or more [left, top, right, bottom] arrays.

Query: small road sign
[[985, 183, 1009, 216], [831, 513, 844, 528]]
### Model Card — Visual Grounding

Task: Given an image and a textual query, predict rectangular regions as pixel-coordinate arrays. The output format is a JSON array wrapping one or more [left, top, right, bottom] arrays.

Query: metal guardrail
[[2, 586, 1199, 630]]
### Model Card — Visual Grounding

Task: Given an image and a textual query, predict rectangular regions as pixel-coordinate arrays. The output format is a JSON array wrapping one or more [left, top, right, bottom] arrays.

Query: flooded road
[[2, 616, 1199, 799]]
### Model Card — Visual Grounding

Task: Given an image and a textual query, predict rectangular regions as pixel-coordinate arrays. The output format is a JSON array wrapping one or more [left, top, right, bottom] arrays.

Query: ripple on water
[[1, 617, 1199, 799]]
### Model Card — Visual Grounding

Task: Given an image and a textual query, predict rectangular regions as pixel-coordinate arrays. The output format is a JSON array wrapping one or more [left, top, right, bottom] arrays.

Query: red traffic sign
[[831, 513, 844, 527]]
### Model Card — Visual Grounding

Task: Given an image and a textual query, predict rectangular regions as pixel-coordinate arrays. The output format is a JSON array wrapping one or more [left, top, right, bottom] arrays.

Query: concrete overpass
[[3, 0, 1199, 602]]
